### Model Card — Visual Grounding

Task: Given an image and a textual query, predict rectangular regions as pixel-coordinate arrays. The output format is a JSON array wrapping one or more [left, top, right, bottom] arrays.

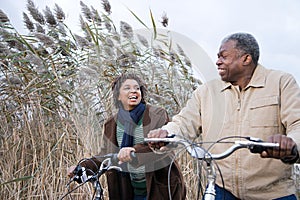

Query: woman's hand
[[67, 165, 77, 178], [118, 147, 136, 164]]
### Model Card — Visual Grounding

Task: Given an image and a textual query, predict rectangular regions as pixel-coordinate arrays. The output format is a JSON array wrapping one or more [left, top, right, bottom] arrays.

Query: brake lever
[[72, 165, 88, 183]]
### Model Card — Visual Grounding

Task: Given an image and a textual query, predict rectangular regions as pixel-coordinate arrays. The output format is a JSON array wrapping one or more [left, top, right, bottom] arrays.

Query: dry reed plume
[[0, 0, 202, 199]]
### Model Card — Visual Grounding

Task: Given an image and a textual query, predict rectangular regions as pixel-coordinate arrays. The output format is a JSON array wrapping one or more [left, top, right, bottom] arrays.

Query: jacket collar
[[220, 64, 266, 91]]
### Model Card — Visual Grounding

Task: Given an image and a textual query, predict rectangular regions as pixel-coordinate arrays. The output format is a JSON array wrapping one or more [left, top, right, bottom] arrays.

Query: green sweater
[[117, 119, 147, 196]]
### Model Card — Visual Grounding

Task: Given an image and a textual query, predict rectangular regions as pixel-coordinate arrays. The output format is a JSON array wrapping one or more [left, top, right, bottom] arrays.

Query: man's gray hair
[[222, 33, 260, 66]]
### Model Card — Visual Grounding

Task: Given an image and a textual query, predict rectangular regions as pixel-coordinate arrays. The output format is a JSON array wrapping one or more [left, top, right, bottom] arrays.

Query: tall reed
[[0, 0, 201, 199]]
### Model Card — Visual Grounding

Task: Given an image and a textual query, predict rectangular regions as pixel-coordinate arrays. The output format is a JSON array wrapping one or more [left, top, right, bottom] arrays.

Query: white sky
[[1, 0, 300, 83]]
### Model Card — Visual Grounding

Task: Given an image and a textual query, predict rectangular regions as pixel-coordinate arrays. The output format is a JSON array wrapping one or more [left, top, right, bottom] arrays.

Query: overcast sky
[[1, 0, 300, 83]]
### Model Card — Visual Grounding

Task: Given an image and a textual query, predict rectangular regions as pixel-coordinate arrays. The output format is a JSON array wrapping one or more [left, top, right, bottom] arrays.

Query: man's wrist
[[281, 145, 299, 164]]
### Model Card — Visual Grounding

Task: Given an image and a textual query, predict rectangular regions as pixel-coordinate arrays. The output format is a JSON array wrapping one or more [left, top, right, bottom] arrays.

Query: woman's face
[[118, 79, 142, 110]]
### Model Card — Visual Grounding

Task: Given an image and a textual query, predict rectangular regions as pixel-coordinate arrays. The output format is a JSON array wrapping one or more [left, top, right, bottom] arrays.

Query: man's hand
[[261, 134, 299, 164], [147, 129, 169, 151]]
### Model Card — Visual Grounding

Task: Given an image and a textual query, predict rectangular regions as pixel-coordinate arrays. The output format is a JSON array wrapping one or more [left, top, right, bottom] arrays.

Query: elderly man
[[148, 32, 300, 200]]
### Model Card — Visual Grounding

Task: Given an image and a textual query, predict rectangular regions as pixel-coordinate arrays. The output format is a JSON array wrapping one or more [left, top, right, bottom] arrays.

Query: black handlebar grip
[[249, 144, 279, 154], [72, 165, 84, 183], [249, 145, 267, 154]]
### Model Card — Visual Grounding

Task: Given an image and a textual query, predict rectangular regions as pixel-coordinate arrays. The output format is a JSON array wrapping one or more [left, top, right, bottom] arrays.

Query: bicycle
[[60, 153, 132, 200], [144, 134, 280, 200]]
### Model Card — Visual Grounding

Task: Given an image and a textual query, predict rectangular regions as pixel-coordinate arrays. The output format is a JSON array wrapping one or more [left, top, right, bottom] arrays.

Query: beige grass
[[1, 1, 298, 200]]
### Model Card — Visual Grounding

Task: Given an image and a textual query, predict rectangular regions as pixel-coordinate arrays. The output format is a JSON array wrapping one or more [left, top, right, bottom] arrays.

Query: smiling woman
[[67, 73, 186, 200]]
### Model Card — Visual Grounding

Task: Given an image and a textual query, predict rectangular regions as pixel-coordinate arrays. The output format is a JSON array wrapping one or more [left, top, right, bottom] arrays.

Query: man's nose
[[216, 58, 222, 66]]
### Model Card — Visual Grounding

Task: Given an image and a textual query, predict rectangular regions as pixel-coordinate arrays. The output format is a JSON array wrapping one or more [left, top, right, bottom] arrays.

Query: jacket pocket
[[249, 96, 279, 127]]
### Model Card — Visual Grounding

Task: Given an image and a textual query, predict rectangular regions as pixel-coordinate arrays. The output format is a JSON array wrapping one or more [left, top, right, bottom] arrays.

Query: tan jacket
[[81, 105, 186, 200], [163, 65, 300, 199]]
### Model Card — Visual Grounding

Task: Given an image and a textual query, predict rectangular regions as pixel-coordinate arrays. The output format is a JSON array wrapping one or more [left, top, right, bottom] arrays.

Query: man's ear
[[242, 54, 252, 65]]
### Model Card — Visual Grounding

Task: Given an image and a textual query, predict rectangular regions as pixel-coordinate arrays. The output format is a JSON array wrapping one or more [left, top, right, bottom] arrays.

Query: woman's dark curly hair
[[111, 73, 147, 108]]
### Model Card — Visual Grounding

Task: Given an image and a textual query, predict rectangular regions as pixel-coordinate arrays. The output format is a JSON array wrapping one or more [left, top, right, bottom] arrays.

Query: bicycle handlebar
[[60, 152, 136, 200], [72, 152, 136, 184], [144, 135, 280, 200], [144, 135, 279, 160]]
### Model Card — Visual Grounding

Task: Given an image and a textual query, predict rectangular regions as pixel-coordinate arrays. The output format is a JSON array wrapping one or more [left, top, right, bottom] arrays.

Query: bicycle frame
[[144, 135, 279, 200]]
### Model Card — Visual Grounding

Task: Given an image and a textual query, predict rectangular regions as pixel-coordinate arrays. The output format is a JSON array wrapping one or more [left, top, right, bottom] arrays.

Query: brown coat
[[82, 105, 186, 200]]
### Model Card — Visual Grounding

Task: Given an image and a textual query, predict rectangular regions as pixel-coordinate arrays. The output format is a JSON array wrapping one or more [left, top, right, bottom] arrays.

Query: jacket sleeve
[[280, 73, 300, 163], [162, 87, 203, 139]]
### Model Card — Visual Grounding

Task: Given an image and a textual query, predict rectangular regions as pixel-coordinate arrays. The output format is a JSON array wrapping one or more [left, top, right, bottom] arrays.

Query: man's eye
[[221, 55, 227, 59]]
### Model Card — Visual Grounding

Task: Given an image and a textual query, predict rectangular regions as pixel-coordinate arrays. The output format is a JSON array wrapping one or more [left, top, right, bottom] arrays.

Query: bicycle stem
[[202, 157, 216, 200], [93, 181, 102, 200]]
